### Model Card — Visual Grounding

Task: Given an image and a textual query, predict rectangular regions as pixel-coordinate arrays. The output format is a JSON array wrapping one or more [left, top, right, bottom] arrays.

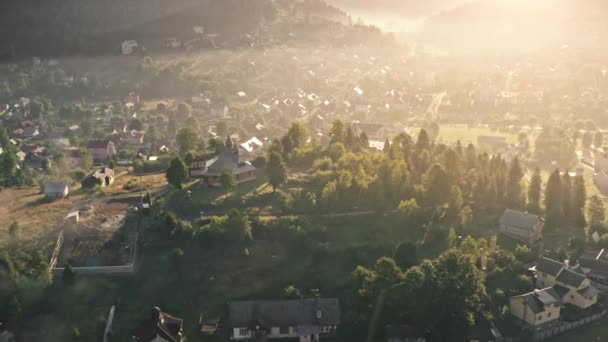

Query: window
[[279, 326, 289, 335], [571, 295, 574, 300], [239, 328, 249, 336], [537, 314, 542, 320], [548, 312, 552, 318]]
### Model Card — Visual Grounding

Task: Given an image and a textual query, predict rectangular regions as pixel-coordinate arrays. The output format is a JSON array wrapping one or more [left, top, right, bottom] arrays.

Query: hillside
[[419, 0, 608, 50], [0, 0, 274, 57]]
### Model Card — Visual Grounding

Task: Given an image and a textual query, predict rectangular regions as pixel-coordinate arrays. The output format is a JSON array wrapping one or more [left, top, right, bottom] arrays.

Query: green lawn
[[437, 125, 522, 145]]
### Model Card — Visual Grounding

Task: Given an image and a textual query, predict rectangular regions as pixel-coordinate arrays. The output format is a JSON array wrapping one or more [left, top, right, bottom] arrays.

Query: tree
[[284, 122, 307, 153], [176, 127, 200, 154], [594, 131, 604, 148], [423, 163, 451, 207], [394, 241, 418, 269], [359, 132, 369, 149], [8, 221, 19, 245], [383, 138, 390, 154], [284, 285, 303, 299], [527, 168, 542, 214], [545, 169, 563, 228], [267, 152, 287, 192], [416, 129, 430, 151], [217, 121, 228, 137], [225, 209, 252, 242], [588, 195, 605, 230], [63, 264, 75, 285], [344, 127, 357, 150], [172, 248, 184, 277], [177, 102, 192, 119], [572, 176, 587, 227], [562, 171, 572, 221], [582, 131, 592, 150], [220, 168, 236, 189], [166, 157, 189, 189], [330, 120, 345, 144], [506, 157, 524, 209], [0, 128, 9, 148], [128, 118, 143, 131]]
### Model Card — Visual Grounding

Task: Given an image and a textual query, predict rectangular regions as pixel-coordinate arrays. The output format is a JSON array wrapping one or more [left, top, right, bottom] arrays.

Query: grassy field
[[437, 125, 522, 145]]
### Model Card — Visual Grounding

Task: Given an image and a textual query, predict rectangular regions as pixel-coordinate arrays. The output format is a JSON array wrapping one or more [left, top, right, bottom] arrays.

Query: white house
[[43, 182, 69, 200], [122, 40, 138, 55]]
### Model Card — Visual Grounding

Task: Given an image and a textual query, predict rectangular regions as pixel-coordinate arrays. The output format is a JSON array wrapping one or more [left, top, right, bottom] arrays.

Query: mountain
[[419, 0, 608, 50]]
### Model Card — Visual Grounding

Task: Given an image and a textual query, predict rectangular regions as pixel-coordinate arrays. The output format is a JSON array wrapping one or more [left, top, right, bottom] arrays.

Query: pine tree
[[588, 195, 605, 230], [562, 171, 572, 223], [572, 175, 587, 227], [506, 157, 524, 209], [424, 163, 451, 207], [267, 152, 287, 192], [594, 131, 604, 148], [359, 132, 369, 149], [344, 127, 356, 150], [383, 138, 391, 154], [527, 168, 542, 214], [545, 169, 563, 228], [416, 129, 430, 151], [166, 157, 189, 189]]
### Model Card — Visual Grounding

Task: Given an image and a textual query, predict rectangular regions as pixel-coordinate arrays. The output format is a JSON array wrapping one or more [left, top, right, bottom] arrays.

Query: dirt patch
[[57, 201, 135, 267]]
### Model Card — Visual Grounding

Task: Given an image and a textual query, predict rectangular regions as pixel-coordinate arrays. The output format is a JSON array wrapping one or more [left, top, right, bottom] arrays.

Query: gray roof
[[552, 284, 570, 298], [579, 257, 608, 279], [228, 298, 340, 328], [513, 288, 561, 314], [499, 209, 542, 230], [556, 268, 586, 288], [578, 286, 600, 299], [536, 257, 565, 277], [44, 182, 68, 193]]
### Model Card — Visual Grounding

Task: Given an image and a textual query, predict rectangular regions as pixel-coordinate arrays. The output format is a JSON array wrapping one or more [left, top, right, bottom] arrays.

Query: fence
[[532, 310, 607, 341], [49, 214, 141, 278]]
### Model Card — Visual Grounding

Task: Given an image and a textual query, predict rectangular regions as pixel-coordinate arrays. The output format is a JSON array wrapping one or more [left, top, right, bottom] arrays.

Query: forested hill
[[0, 0, 277, 58], [420, 0, 608, 50]]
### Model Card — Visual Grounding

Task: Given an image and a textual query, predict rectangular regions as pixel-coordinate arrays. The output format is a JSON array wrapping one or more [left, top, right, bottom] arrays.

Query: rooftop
[[228, 298, 340, 328], [499, 209, 542, 230]]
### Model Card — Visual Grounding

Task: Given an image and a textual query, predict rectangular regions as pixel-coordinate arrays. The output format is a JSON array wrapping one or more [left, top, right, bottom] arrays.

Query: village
[[3, 1, 608, 341]]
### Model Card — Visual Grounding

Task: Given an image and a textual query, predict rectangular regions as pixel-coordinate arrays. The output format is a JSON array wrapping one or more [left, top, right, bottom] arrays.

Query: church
[[190, 137, 257, 186]]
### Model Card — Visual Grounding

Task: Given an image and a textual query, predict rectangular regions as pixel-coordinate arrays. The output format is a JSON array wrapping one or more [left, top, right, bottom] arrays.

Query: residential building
[[131, 307, 184, 342], [197, 137, 256, 186], [43, 182, 69, 199], [23, 124, 40, 138], [228, 298, 340, 342], [190, 156, 207, 178], [499, 209, 544, 244], [64, 148, 84, 168], [535, 257, 564, 288], [509, 287, 561, 327], [125, 130, 146, 145], [239, 137, 264, 157], [87, 140, 116, 161], [578, 249, 608, 283], [82, 167, 115, 188]]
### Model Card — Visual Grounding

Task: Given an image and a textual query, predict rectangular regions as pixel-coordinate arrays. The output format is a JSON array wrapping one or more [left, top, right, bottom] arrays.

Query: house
[[385, 325, 426, 342], [0, 323, 15, 342], [131, 307, 184, 342], [25, 153, 51, 171], [190, 156, 207, 178], [498, 209, 544, 244], [228, 298, 340, 342], [125, 130, 146, 145], [23, 124, 40, 138], [535, 257, 564, 289], [578, 249, 608, 283], [87, 140, 116, 161], [64, 148, 84, 168], [209, 103, 229, 118], [43, 182, 69, 199], [124, 92, 141, 105], [239, 137, 264, 157], [82, 167, 115, 188], [197, 137, 256, 186], [509, 287, 562, 327], [122, 40, 138, 55]]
